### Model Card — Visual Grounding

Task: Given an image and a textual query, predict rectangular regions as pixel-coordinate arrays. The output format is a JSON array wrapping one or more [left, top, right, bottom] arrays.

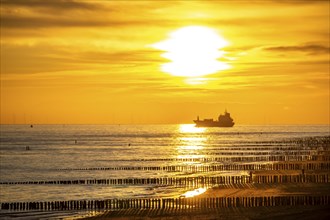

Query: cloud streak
[[264, 44, 330, 55], [0, 0, 178, 29], [1, 15, 110, 28], [1, 0, 100, 11]]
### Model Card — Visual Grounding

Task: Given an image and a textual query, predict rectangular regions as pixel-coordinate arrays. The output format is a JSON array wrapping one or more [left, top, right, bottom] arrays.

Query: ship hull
[[193, 120, 234, 127]]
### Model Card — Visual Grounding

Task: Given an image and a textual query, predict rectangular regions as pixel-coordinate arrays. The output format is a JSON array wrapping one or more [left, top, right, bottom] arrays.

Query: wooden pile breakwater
[[1, 173, 329, 186], [70, 155, 330, 162], [1, 137, 328, 215], [56, 162, 330, 172], [1, 195, 329, 211]]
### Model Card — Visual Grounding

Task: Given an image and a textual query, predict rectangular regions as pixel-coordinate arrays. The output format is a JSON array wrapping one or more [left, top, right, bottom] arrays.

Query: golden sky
[[1, 0, 329, 124]]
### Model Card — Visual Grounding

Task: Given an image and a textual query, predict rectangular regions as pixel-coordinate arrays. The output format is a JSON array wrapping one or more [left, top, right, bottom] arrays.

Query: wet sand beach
[[83, 169, 330, 219], [85, 206, 330, 220]]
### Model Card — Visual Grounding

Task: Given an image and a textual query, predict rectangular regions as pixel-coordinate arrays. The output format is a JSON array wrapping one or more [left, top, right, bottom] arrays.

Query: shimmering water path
[[0, 124, 329, 203]]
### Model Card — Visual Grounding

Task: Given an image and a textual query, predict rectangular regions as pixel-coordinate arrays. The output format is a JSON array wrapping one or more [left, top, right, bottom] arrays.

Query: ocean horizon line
[[1, 123, 329, 126]]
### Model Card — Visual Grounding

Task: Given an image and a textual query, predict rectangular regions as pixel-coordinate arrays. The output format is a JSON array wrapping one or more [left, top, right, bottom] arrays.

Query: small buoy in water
[[26, 146, 30, 150], [30, 125, 33, 128], [128, 143, 131, 146], [75, 140, 77, 144]]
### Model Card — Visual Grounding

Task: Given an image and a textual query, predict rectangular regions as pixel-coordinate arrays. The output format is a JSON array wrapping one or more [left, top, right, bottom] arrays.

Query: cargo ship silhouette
[[194, 110, 235, 127]]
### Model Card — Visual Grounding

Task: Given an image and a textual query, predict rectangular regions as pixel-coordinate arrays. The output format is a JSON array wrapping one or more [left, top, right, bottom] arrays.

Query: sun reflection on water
[[181, 188, 207, 198], [176, 126, 208, 198], [176, 124, 207, 162], [178, 145, 203, 150], [179, 124, 206, 133]]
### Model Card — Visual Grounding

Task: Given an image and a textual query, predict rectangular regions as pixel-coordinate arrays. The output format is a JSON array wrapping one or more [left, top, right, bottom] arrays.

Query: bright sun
[[153, 26, 230, 77]]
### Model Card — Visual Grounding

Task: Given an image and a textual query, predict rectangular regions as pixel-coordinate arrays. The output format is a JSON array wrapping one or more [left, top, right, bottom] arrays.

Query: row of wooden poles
[[202, 146, 329, 151], [208, 137, 329, 146], [281, 137, 330, 145], [50, 150, 329, 158], [1, 174, 329, 185], [57, 162, 330, 172], [1, 195, 329, 211], [93, 155, 330, 162], [195, 151, 329, 156], [256, 136, 330, 144]]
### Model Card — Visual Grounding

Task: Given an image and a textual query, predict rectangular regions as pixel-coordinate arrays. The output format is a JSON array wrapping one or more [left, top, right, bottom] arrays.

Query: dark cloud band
[[1, 0, 99, 11], [264, 44, 330, 54]]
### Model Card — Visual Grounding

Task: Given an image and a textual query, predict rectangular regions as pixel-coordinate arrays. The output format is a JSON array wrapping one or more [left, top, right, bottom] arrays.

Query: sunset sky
[[1, 0, 329, 124]]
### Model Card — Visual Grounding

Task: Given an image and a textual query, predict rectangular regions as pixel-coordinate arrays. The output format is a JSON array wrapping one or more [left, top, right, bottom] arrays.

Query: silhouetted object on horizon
[[30, 125, 33, 128], [26, 146, 30, 150], [75, 140, 77, 144], [194, 110, 235, 127]]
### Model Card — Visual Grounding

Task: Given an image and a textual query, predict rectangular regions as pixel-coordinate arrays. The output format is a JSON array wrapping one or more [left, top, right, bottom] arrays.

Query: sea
[[0, 124, 329, 213]]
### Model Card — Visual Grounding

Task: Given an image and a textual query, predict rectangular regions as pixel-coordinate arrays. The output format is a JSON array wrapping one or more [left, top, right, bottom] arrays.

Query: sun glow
[[153, 26, 230, 77]]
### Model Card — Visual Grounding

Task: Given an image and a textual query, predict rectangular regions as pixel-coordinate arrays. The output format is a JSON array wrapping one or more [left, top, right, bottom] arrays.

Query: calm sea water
[[0, 124, 329, 203]]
